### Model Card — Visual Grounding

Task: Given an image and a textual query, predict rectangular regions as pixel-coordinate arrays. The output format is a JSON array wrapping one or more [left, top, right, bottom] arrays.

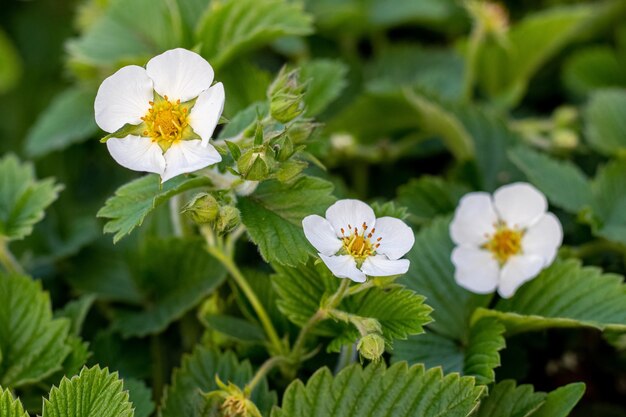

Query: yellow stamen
[[142, 97, 189, 144], [484, 225, 523, 264], [341, 222, 380, 260]]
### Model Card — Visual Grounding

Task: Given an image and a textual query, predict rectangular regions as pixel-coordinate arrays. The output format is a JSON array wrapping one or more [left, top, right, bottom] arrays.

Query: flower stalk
[[0, 240, 24, 275]]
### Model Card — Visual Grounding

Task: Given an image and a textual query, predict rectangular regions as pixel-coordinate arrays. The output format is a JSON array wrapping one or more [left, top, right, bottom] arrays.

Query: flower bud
[[270, 93, 305, 123], [182, 193, 219, 224], [217, 205, 241, 234], [552, 128, 579, 149], [357, 333, 386, 362], [237, 148, 273, 181], [272, 135, 295, 162], [204, 377, 262, 417], [553, 106, 578, 128]]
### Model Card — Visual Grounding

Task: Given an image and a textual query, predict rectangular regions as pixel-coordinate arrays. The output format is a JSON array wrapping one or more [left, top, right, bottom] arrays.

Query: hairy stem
[[247, 355, 289, 393]]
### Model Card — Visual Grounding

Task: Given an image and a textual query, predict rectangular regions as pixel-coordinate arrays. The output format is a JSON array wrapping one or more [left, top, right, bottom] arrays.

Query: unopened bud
[[182, 193, 219, 224], [553, 106, 578, 128], [270, 93, 305, 123], [217, 206, 241, 234], [552, 128, 578, 149], [357, 333, 386, 362], [237, 149, 271, 181], [272, 135, 295, 162]]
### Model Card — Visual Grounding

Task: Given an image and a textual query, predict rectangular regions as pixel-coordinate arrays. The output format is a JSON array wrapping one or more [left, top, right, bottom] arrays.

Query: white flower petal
[[494, 182, 547, 229], [370, 217, 415, 260], [319, 254, 366, 283], [522, 212, 563, 266], [162, 140, 221, 182], [302, 215, 343, 256], [106, 135, 166, 175], [146, 48, 214, 102], [451, 246, 500, 294], [325, 199, 376, 238], [498, 254, 545, 298], [450, 192, 498, 246], [361, 255, 410, 277], [189, 82, 225, 146], [94, 65, 153, 133]]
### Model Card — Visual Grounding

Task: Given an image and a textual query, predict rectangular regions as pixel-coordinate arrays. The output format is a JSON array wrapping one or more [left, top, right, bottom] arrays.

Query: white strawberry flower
[[450, 182, 563, 298], [94, 48, 225, 182], [303, 199, 415, 283]]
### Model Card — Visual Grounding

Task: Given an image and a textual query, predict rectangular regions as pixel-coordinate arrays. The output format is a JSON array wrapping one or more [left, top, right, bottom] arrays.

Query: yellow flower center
[[484, 226, 523, 264], [141, 95, 189, 144], [340, 222, 381, 260]]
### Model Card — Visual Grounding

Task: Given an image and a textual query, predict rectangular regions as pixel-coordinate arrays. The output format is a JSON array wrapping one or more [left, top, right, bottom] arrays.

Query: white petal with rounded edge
[[494, 182, 547, 229], [319, 254, 366, 283], [325, 199, 376, 238], [189, 82, 225, 146], [146, 48, 214, 102], [370, 217, 415, 260], [451, 246, 500, 294], [106, 135, 166, 175], [450, 192, 498, 246], [302, 215, 343, 256], [162, 140, 221, 182], [498, 254, 545, 298], [95, 65, 153, 133], [361, 255, 410, 277], [522, 213, 563, 266]]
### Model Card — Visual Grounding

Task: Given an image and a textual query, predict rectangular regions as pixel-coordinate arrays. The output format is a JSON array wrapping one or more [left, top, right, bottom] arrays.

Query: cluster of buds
[[182, 192, 240, 234], [330, 312, 387, 362], [268, 67, 306, 124], [203, 377, 262, 417]]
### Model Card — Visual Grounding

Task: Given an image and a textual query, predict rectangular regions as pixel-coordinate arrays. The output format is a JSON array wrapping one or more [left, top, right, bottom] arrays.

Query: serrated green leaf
[[161, 347, 276, 417], [397, 176, 469, 225], [272, 261, 432, 349], [590, 160, 626, 244], [401, 217, 491, 340], [532, 383, 585, 417], [67, 0, 182, 69], [0, 154, 63, 241], [124, 378, 154, 417], [300, 59, 348, 117], [42, 366, 133, 417], [271, 362, 484, 417], [196, 0, 313, 70], [238, 176, 335, 266], [97, 174, 212, 243], [508, 146, 592, 214], [472, 259, 626, 335], [110, 237, 227, 337], [584, 89, 626, 156], [0, 387, 28, 417], [474, 380, 546, 417], [25, 87, 98, 158], [474, 4, 604, 108], [393, 317, 505, 385], [0, 273, 71, 388], [563, 46, 626, 98]]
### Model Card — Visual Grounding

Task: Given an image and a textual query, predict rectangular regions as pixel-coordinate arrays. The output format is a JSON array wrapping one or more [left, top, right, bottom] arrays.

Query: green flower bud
[[203, 377, 262, 417], [553, 106, 578, 128], [357, 333, 386, 362], [552, 128, 578, 149], [270, 93, 305, 123], [182, 193, 219, 224], [237, 148, 273, 181], [272, 135, 294, 162], [217, 205, 241, 234]]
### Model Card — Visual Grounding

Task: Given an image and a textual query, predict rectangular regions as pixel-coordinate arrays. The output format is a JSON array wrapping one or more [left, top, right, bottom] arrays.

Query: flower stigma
[[141, 95, 190, 149], [340, 222, 381, 261], [484, 225, 522, 264]]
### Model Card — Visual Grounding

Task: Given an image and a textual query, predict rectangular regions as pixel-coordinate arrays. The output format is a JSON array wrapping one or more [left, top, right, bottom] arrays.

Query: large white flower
[[450, 182, 563, 298], [302, 199, 415, 283], [94, 48, 225, 182]]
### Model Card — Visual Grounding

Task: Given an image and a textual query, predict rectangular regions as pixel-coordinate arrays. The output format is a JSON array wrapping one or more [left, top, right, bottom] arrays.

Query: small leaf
[[300, 59, 348, 116], [508, 146, 592, 213], [463, 318, 506, 385], [97, 174, 212, 243], [0, 273, 71, 388], [161, 347, 276, 417], [0, 154, 63, 241], [474, 380, 545, 417], [225, 140, 242, 161], [532, 383, 585, 417], [196, 0, 313, 70], [124, 378, 155, 417], [238, 176, 335, 266], [584, 88, 626, 156], [25, 87, 98, 158], [0, 387, 28, 417], [472, 259, 626, 335], [42, 366, 133, 417], [271, 362, 484, 417], [110, 237, 227, 338]]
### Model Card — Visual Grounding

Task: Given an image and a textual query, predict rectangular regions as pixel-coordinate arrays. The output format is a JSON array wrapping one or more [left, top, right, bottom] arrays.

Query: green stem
[[151, 335, 165, 403], [291, 279, 351, 357], [169, 194, 185, 237], [246, 355, 289, 393], [208, 243, 284, 355], [462, 26, 484, 103], [0, 240, 24, 275]]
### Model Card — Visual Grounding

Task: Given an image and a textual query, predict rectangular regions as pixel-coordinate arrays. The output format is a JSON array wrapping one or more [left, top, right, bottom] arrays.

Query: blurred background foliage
[[1, 0, 626, 415]]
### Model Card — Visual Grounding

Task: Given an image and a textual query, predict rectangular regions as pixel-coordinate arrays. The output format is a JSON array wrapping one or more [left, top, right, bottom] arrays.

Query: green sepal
[[100, 122, 146, 143]]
